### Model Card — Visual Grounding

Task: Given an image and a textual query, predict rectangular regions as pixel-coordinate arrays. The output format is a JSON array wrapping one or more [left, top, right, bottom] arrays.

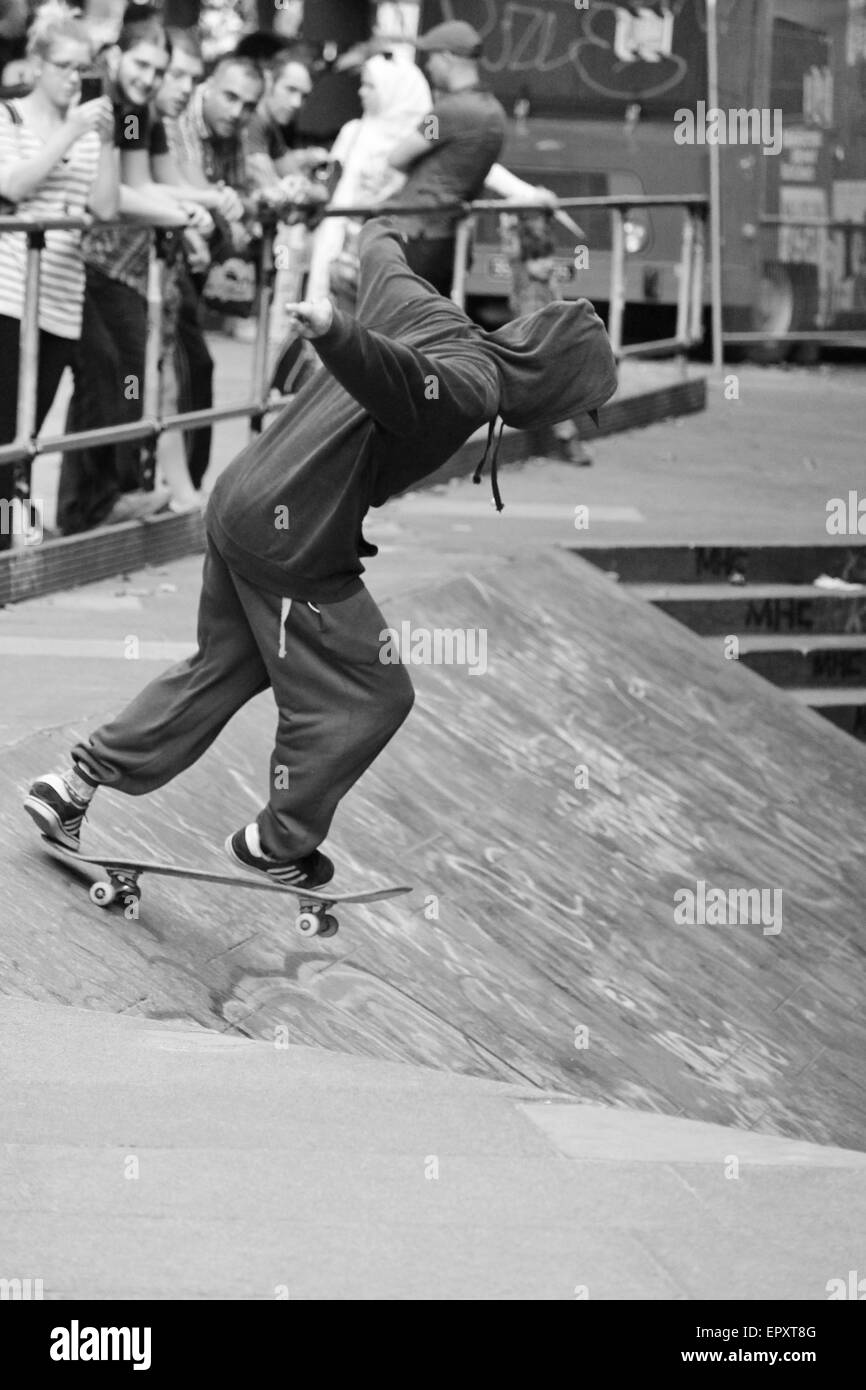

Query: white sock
[[64, 767, 96, 804]]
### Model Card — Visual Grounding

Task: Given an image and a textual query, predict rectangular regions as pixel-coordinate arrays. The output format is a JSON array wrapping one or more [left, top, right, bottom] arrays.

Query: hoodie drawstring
[[278, 597, 292, 658], [472, 418, 506, 513]]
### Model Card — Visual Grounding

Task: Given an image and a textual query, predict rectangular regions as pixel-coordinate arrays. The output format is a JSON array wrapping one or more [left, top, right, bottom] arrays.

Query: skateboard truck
[[88, 868, 340, 937], [38, 837, 410, 939]]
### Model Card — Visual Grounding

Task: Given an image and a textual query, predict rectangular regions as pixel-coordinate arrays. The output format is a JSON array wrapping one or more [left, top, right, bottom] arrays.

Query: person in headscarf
[[304, 51, 432, 305]]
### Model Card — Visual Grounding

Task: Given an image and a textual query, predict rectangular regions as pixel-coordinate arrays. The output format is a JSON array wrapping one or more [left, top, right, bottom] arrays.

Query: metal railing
[[456, 193, 709, 361], [0, 190, 710, 474]]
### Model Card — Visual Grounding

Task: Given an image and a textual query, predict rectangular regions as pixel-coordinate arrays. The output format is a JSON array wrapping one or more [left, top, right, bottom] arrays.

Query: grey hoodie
[[207, 218, 616, 603]]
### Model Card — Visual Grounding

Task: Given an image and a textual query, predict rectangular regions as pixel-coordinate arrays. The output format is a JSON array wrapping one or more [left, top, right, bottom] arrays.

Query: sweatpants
[[70, 542, 415, 860]]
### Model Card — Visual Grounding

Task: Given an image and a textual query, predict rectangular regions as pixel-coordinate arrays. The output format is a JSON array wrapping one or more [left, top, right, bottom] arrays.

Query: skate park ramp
[[3, 548, 866, 1153]]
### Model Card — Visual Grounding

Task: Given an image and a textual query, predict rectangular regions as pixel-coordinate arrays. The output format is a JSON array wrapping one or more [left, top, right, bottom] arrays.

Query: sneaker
[[167, 495, 204, 515], [102, 488, 172, 526], [225, 823, 334, 889], [24, 773, 89, 851], [555, 434, 593, 466]]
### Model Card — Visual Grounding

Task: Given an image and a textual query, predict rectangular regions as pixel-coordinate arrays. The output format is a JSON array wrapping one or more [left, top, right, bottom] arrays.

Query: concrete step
[[788, 686, 866, 739], [707, 635, 866, 688], [629, 581, 866, 636], [577, 543, 866, 586]]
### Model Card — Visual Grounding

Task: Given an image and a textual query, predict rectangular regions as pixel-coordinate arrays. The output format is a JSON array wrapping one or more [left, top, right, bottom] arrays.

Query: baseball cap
[[414, 20, 483, 58]]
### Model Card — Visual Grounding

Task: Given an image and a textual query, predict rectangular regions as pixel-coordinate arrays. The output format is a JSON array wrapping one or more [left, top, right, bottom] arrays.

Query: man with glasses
[[0, 1, 117, 549]]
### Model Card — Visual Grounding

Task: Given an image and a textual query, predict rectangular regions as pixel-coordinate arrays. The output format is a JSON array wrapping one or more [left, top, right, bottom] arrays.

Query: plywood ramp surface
[[3, 551, 864, 1150]]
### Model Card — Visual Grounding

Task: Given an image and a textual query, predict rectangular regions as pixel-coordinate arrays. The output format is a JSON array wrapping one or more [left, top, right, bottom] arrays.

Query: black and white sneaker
[[225, 823, 334, 890], [24, 773, 89, 851]]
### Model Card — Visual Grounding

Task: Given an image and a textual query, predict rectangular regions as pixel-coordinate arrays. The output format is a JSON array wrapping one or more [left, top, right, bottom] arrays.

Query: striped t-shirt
[[0, 102, 101, 339]]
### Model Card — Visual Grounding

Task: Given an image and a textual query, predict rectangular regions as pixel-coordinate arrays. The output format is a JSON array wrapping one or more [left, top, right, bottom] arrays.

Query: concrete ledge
[[0, 373, 705, 607], [574, 541, 866, 586], [0, 510, 206, 608], [418, 373, 706, 490]]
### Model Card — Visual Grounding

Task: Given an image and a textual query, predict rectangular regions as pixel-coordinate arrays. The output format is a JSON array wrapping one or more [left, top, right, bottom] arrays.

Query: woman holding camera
[[0, 1, 117, 546]]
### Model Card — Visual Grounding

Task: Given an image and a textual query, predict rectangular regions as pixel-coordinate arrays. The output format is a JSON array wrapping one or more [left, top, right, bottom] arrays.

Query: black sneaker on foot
[[225, 824, 334, 889], [24, 773, 89, 851]]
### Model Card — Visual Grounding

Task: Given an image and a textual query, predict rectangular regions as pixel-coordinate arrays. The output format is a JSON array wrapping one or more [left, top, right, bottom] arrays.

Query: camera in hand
[[80, 72, 104, 104]]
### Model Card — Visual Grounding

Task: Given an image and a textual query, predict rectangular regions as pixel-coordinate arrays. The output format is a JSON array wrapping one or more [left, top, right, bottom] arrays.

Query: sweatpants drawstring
[[472, 417, 506, 513], [278, 597, 292, 658]]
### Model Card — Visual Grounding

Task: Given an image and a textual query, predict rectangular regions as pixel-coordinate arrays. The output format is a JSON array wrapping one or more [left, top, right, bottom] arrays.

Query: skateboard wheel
[[319, 914, 339, 938], [296, 910, 321, 938], [90, 881, 116, 908]]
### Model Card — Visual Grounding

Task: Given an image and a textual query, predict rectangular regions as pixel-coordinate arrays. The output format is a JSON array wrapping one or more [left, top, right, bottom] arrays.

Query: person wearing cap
[[383, 19, 506, 294]]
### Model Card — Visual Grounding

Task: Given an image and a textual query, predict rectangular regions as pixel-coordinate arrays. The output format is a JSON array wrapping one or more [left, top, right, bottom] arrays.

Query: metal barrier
[[0, 191, 709, 478], [453, 193, 709, 362], [0, 203, 464, 474]]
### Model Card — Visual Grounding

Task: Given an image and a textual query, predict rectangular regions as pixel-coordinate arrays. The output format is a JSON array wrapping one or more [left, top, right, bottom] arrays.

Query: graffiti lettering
[[443, 0, 690, 93], [694, 547, 748, 579], [744, 599, 814, 633]]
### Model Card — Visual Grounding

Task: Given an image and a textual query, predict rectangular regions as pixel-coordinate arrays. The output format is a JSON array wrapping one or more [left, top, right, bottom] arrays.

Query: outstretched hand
[[284, 299, 334, 339]]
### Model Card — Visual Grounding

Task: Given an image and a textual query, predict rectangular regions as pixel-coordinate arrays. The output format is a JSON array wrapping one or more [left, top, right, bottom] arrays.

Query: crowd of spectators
[[0, 3, 571, 551]]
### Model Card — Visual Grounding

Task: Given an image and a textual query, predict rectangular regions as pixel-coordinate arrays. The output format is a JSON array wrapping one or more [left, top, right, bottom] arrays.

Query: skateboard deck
[[40, 836, 412, 938]]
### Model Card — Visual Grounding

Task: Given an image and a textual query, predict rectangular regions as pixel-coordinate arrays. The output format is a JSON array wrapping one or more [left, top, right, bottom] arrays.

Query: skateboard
[[40, 836, 412, 938]]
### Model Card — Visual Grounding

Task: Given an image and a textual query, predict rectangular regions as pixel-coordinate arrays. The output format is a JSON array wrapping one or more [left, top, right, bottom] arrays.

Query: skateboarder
[[25, 217, 617, 889]]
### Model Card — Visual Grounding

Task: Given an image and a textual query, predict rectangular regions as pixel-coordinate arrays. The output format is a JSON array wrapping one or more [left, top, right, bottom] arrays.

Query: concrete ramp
[[3, 551, 865, 1150]]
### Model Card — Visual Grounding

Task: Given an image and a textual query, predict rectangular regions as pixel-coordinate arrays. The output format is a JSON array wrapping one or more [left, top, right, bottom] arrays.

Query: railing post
[[450, 213, 473, 309], [137, 232, 167, 489], [144, 235, 164, 423], [690, 211, 706, 346], [706, 0, 724, 370], [15, 227, 43, 448], [675, 208, 694, 347], [608, 207, 626, 356], [251, 220, 275, 434]]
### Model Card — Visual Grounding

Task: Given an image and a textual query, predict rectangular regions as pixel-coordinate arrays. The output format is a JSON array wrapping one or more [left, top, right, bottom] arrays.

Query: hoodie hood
[[479, 298, 618, 431]]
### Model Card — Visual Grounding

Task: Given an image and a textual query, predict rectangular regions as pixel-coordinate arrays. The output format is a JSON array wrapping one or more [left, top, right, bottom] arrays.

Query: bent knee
[[374, 661, 414, 732], [393, 667, 415, 723]]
